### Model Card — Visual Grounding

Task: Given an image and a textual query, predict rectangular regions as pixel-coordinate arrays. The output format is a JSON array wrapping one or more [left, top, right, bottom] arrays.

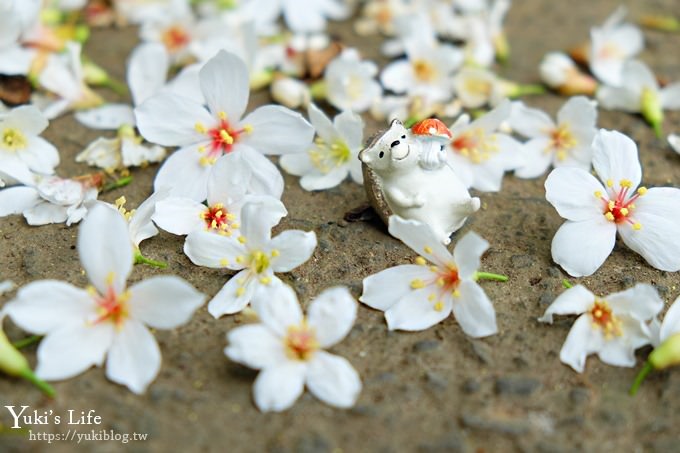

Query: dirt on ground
[[1, 0, 680, 452]]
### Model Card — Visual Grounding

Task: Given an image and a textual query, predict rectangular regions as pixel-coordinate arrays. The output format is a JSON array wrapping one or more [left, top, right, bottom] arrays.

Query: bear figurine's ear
[[359, 148, 372, 164], [390, 118, 403, 127]]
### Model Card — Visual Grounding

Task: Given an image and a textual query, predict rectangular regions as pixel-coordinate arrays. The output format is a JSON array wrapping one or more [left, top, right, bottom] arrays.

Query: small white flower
[[452, 67, 503, 109], [597, 60, 680, 136], [280, 103, 364, 190], [546, 129, 680, 277], [361, 216, 498, 336], [0, 175, 99, 226], [445, 100, 523, 192], [380, 17, 462, 103], [107, 189, 168, 251], [589, 6, 644, 87], [153, 156, 279, 237], [135, 50, 314, 201], [76, 126, 167, 171], [3, 204, 205, 393], [539, 284, 662, 373], [324, 48, 382, 113], [0, 105, 59, 184], [184, 197, 317, 318], [226, 282, 361, 412], [509, 97, 597, 178], [270, 77, 311, 110]]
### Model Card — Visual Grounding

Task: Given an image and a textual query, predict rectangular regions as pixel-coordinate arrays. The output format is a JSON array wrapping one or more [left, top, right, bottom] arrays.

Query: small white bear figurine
[[360, 119, 480, 244]]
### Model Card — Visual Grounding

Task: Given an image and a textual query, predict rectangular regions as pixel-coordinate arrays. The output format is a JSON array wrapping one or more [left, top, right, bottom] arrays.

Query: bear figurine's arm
[[386, 186, 425, 209]]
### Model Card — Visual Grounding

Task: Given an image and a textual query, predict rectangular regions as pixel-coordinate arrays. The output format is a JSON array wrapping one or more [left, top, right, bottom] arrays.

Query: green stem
[[475, 272, 508, 282], [105, 78, 128, 96], [309, 81, 327, 100], [630, 361, 654, 396], [134, 251, 167, 268], [19, 368, 55, 398], [652, 121, 663, 139], [12, 335, 42, 350], [562, 279, 573, 289], [404, 116, 420, 129], [102, 176, 133, 192], [513, 84, 546, 96]]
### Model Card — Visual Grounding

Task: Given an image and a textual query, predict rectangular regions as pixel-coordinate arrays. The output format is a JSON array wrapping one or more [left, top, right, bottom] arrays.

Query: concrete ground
[[1, 0, 679, 451]]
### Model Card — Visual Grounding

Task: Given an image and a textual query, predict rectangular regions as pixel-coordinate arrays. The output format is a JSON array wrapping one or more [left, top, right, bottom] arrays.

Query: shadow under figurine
[[359, 118, 480, 245]]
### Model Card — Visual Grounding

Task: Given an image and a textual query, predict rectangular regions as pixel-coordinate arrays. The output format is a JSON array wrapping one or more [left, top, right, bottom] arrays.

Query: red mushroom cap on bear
[[411, 118, 452, 142]]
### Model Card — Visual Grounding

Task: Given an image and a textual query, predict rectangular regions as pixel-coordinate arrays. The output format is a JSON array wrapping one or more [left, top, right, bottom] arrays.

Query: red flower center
[[595, 179, 646, 230]]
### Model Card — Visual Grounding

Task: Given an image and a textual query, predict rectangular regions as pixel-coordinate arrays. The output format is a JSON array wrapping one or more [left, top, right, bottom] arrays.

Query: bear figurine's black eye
[[379, 151, 385, 158], [401, 135, 406, 139]]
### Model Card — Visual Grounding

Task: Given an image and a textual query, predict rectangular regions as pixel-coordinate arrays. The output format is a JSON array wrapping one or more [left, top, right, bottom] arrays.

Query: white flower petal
[[152, 197, 206, 235], [240, 197, 287, 248], [380, 60, 413, 94], [385, 287, 452, 331], [557, 96, 597, 130], [229, 146, 284, 198], [105, 320, 161, 394], [452, 280, 497, 338], [596, 85, 640, 112], [618, 187, 680, 272], [669, 133, 680, 154], [300, 167, 349, 191], [660, 82, 680, 110], [279, 153, 313, 177], [74, 104, 135, 130], [545, 167, 606, 221], [225, 324, 287, 369], [6, 105, 48, 136], [207, 155, 249, 202], [306, 351, 361, 408], [360, 265, 432, 311], [128, 276, 204, 329], [251, 282, 303, 337], [240, 105, 314, 155], [453, 232, 488, 280], [606, 283, 664, 322], [129, 189, 167, 246], [559, 314, 604, 373], [20, 136, 59, 174], [538, 285, 595, 323], [269, 230, 317, 272], [508, 102, 554, 138], [36, 323, 114, 380], [591, 129, 641, 190], [4, 281, 93, 334], [78, 203, 133, 294], [199, 50, 249, 120], [551, 218, 617, 277], [307, 103, 336, 143], [153, 145, 211, 201], [253, 362, 306, 412], [0, 186, 39, 216], [307, 287, 356, 348], [184, 230, 245, 270], [333, 110, 363, 151], [387, 216, 452, 267], [207, 270, 259, 318], [597, 316, 651, 368], [514, 137, 554, 179], [23, 202, 68, 225], [135, 93, 213, 147], [660, 296, 680, 342], [128, 42, 169, 106]]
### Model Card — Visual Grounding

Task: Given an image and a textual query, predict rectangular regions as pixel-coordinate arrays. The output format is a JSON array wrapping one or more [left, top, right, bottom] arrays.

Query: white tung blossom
[[226, 282, 361, 412], [280, 103, 364, 191], [546, 129, 680, 277], [3, 204, 205, 394], [360, 216, 498, 336], [184, 197, 317, 318], [539, 284, 662, 373], [324, 49, 382, 113]]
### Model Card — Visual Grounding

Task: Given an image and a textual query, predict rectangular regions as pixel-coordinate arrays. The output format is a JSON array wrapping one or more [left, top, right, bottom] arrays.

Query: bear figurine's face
[[359, 119, 416, 174]]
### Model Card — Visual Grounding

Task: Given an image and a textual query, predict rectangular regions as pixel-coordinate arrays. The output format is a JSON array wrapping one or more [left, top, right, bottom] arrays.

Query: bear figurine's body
[[360, 119, 480, 244]]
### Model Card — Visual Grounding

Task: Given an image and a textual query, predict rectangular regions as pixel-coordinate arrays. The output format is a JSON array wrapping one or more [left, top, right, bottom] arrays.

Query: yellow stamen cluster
[[285, 319, 319, 361], [1, 128, 27, 151], [589, 299, 622, 339], [453, 128, 499, 164], [547, 124, 577, 161], [308, 137, 351, 173], [412, 59, 437, 82], [114, 196, 135, 221], [232, 249, 280, 296]]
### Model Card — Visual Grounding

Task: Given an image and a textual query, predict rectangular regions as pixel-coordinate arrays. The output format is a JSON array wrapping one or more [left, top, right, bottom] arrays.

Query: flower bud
[[271, 77, 311, 109], [641, 87, 664, 137], [540, 52, 597, 96], [0, 327, 30, 377], [649, 332, 680, 370]]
